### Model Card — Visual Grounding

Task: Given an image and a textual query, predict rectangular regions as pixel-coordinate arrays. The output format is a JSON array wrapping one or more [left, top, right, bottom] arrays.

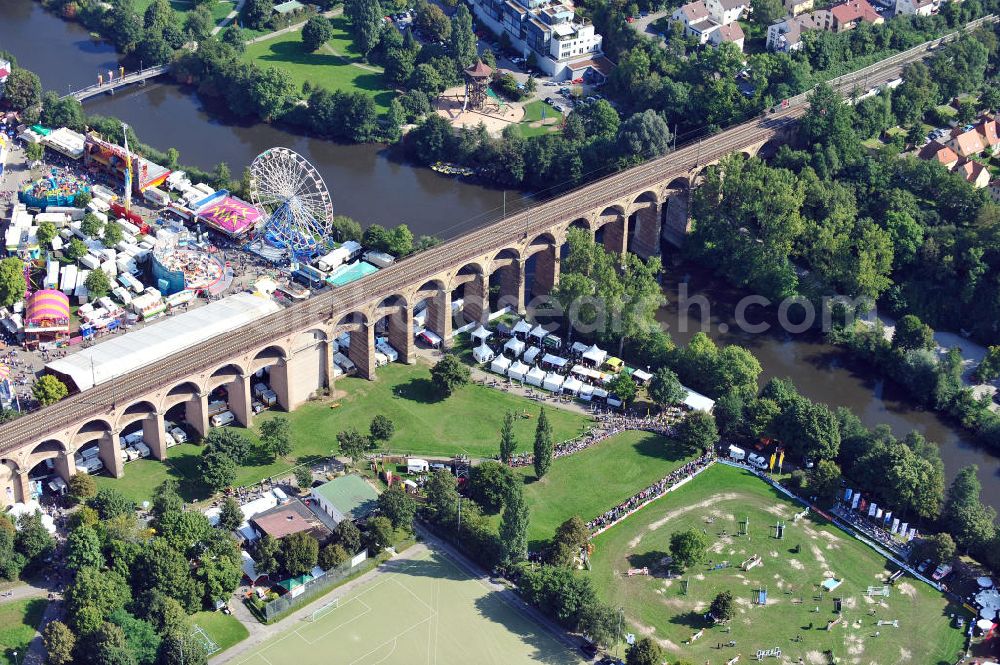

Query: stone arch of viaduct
[[0, 125, 791, 505]]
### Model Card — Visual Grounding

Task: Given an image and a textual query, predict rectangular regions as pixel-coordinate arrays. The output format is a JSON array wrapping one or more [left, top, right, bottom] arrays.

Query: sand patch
[[899, 646, 912, 661], [692, 601, 706, 612], [805, 651, 825, 664], [842, 596, 857, 609], [763, 504, 788, 517], [695, 574, 706, 581], [810, 544, 829, 566], [629, 492, 742, 548], [735, 597, 751, 606], [789, 559, 804, 570], [769, 550, 780, 558], [898, 582, 917, 598], [823, 570, 836, 578]]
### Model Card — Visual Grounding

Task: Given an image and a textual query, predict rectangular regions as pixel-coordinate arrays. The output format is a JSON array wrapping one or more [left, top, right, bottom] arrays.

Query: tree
[[414, 2, 450, 42], [364, 515, 394, 552], [448, 5, 476, 67], [82, 212, 105, 239], [183, 4, 213, 40], [710, 590, 736, 622], [669, 528, 708, 571], [217, 496, 243, 532], [222, 24, 246, 53], [253, 535, 281, 576], [409, 63, 444, 96], [25, 142, 44, 163], [36, 221, 58, 248], [201, 448, 237, 491], [975, 346, 1000, 383], [66, 525, 103, 571], [893, 314, 935, 352], [548, 516, 589, 566], [333, 519, 362, 554], [89, 487, 135, 520], [64, 237, 88, 261], [280, 532, 319, 576], [347, 0, 384, 55], [108, 609, 161, 665], [533, 408, 554, 479], [87, 621, 137, 665], [242, 0, 271, 29], [468, 460, 514, 514], [0, 258, 27, 308], [302, 16, 333, 52], [369, 414, 395, 443], [498, 411, 517, 464], [158, 631, 208, 665], [332, 215, 363, 242], [250, 66, 295, 122], [626, 637, 662, 665], [675, 411, 718, 453], [43, 621, 76, 665], [86, 269, 112, 299], [293, 466, 313, 489], [32, 375, 68, 406], [104, 221, 125, 246], [150, 479, 184, 520], [204, 428, 254, 464], [608, 373, 638, 407], [498, 479, 528, 566], [942, 466, 997, 553], [808, 459, 842, 504], [337, 427, 373, 466], [616, 110, 671, 164], [649, 367, 685, 409], [917, 532, 956, 564], [751, 0, 784, 25], [3, 68, 42, 111], [430, 355, 470, 396], [318, 542, 349, 569], [260, 417, 292, 459], [68, 472, 97, 504], [65, 567, 133, 633], [377, 483, 417, 529]]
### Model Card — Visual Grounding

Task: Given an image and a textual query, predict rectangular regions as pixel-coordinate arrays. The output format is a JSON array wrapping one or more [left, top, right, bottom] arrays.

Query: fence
[[260, 549, 373, 623]]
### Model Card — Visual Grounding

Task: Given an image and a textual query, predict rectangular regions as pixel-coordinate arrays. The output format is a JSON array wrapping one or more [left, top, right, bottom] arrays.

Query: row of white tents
[[485, 353, 620, 405]]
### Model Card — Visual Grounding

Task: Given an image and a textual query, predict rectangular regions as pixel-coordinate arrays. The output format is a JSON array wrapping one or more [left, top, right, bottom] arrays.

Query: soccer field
[[234, 547, 585, 665]]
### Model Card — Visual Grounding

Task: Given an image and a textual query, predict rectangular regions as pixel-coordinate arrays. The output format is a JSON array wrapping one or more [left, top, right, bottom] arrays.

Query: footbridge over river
[[65, 64, 170, 102], [1, 16, 995, 504]]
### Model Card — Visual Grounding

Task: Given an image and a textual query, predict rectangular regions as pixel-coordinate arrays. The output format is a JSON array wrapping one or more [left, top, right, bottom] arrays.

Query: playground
[[233, 547, 584, 665], [435, 85, 526, 135], [588, 464, 967, 664]]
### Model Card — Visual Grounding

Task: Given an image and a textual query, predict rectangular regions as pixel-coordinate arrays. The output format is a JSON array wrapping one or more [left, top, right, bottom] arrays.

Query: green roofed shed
[[310, 475, 379, 524], [273, 0, 305, 14]]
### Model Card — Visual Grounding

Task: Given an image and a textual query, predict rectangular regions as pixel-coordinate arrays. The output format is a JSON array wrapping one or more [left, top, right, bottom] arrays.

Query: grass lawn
[[100, 360, 591, 503], [589, 464, 967, 664], [514, 430, 697, 548], [514, 100, 562, 138], [244, 17, 394, 112], [132, 0, 235, 27], [191, 611, 249, 655], [236, 547, 584, 665], [0, 598, 46, 665]]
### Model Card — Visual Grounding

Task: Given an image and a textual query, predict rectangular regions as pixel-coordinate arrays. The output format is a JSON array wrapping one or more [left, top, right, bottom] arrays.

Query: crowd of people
[[506, 411, 681, 468], [830, 504, 911, 557], [586, 454, 715, 534]]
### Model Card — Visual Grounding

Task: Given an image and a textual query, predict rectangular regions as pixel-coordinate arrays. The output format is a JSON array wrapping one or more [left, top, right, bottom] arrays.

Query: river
[[3, 0, 998, 510]]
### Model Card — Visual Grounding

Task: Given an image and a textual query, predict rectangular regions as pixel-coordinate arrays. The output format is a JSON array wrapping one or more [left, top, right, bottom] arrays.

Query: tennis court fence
[[261, 550, 373, 623]]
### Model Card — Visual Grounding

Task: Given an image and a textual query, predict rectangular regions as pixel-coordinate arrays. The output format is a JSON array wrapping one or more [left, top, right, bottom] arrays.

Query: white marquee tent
[[473, 344, 495, 364], [582, 344, 607, 367], [526, 366, 546, 387], [579, 383, 594, 401], [508, 360, 530, 382], [491, 355, 512, 374], [471, 325, 492, 343], [512, 319, 532, 338], [562, 376, 583, 395], [504, 337, 525, 357], [542, 372, 564, 392], [541, 353, 568, 369], [682, 386, 716, 412], [523, 346, 542, 364], [529, 325, 548, 343]]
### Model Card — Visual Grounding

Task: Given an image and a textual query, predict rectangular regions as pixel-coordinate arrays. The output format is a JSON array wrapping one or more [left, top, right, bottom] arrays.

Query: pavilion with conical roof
[[463, 60, 493, 112]]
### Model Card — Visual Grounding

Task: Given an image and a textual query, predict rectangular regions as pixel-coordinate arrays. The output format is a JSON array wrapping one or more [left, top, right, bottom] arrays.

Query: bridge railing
[[66, 64, 170, 100]]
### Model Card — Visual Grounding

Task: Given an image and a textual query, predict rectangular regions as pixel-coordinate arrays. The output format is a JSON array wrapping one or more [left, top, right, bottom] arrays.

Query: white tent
[[526, 366, 546, 387], [490, 355, 512, 374], [562, 376, 583, 395], [529, 325, 548, 342], [504, 337, 525, 357], [541, 353, 568, 369], [512, 319, 532, 338], [592, 387, 608, 402], [471, 325, 492, 343], [473, 344, 496, 364], [523, 346, 542, 364], [632, 369, 652, 384], [542, 372, 564, 392], [582, 344, 607, 367], [682, 386, 716, 412], [607, 396, 623, 408], [578, 383, 594, 401], [508, 360, 529, 382], [571, 341, 590, 355], [419, 329, 442, 348], [571, 364, 602, 382]]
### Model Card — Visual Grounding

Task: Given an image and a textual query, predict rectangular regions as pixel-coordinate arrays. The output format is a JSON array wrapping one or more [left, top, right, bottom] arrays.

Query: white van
[[407, 458, 430, 474], [210, 411, 235, 427], [748, 453, 768, 470]]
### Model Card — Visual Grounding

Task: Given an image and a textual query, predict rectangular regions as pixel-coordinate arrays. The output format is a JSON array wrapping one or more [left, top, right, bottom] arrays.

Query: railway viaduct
[[0, 16, 995, 505]]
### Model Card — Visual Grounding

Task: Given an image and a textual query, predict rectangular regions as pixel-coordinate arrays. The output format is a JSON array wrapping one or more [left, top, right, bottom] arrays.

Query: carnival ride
[[18, 170, 91, 208], [248, 147, 334, 259]]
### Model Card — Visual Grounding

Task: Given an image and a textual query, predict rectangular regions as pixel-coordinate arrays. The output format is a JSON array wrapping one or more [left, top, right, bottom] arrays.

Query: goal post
[[307, 597, 340, 622]]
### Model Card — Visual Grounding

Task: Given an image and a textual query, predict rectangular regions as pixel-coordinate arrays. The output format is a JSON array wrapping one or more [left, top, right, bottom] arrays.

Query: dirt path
[[627, 492, 742, 549]]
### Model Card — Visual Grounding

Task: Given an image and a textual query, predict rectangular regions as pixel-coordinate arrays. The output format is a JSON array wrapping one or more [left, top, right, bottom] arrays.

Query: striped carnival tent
[[24, 289, 71, 349]]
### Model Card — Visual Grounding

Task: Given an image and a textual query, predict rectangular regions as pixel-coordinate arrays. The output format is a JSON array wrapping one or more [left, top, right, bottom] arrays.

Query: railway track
[[1, 14, 994, 452]]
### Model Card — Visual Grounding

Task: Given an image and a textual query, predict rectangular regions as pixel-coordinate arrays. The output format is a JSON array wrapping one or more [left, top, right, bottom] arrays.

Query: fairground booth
[[84, 133, 170, 194], [194, 191, 264, 239], [19, 171, 91, 208], [23, 289, 71, 350]]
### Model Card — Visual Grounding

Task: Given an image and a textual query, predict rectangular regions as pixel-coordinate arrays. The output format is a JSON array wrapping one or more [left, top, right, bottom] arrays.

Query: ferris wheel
[[249, 147, 334, 257]]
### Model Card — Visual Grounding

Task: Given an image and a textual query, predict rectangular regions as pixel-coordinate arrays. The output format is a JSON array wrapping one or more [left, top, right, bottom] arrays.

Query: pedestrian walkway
[[243, 7, 342, 45]]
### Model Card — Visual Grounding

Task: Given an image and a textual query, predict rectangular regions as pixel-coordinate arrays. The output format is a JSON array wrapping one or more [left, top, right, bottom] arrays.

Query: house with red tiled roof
[[947, 127, 986, 159], [710, 22, 746, 49], [973, 116, 1000, 157], [671, 0, 746, 50], [829, 0, 882, 31], [917, 140, 959, 170], [955, 160, 992, 189]]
